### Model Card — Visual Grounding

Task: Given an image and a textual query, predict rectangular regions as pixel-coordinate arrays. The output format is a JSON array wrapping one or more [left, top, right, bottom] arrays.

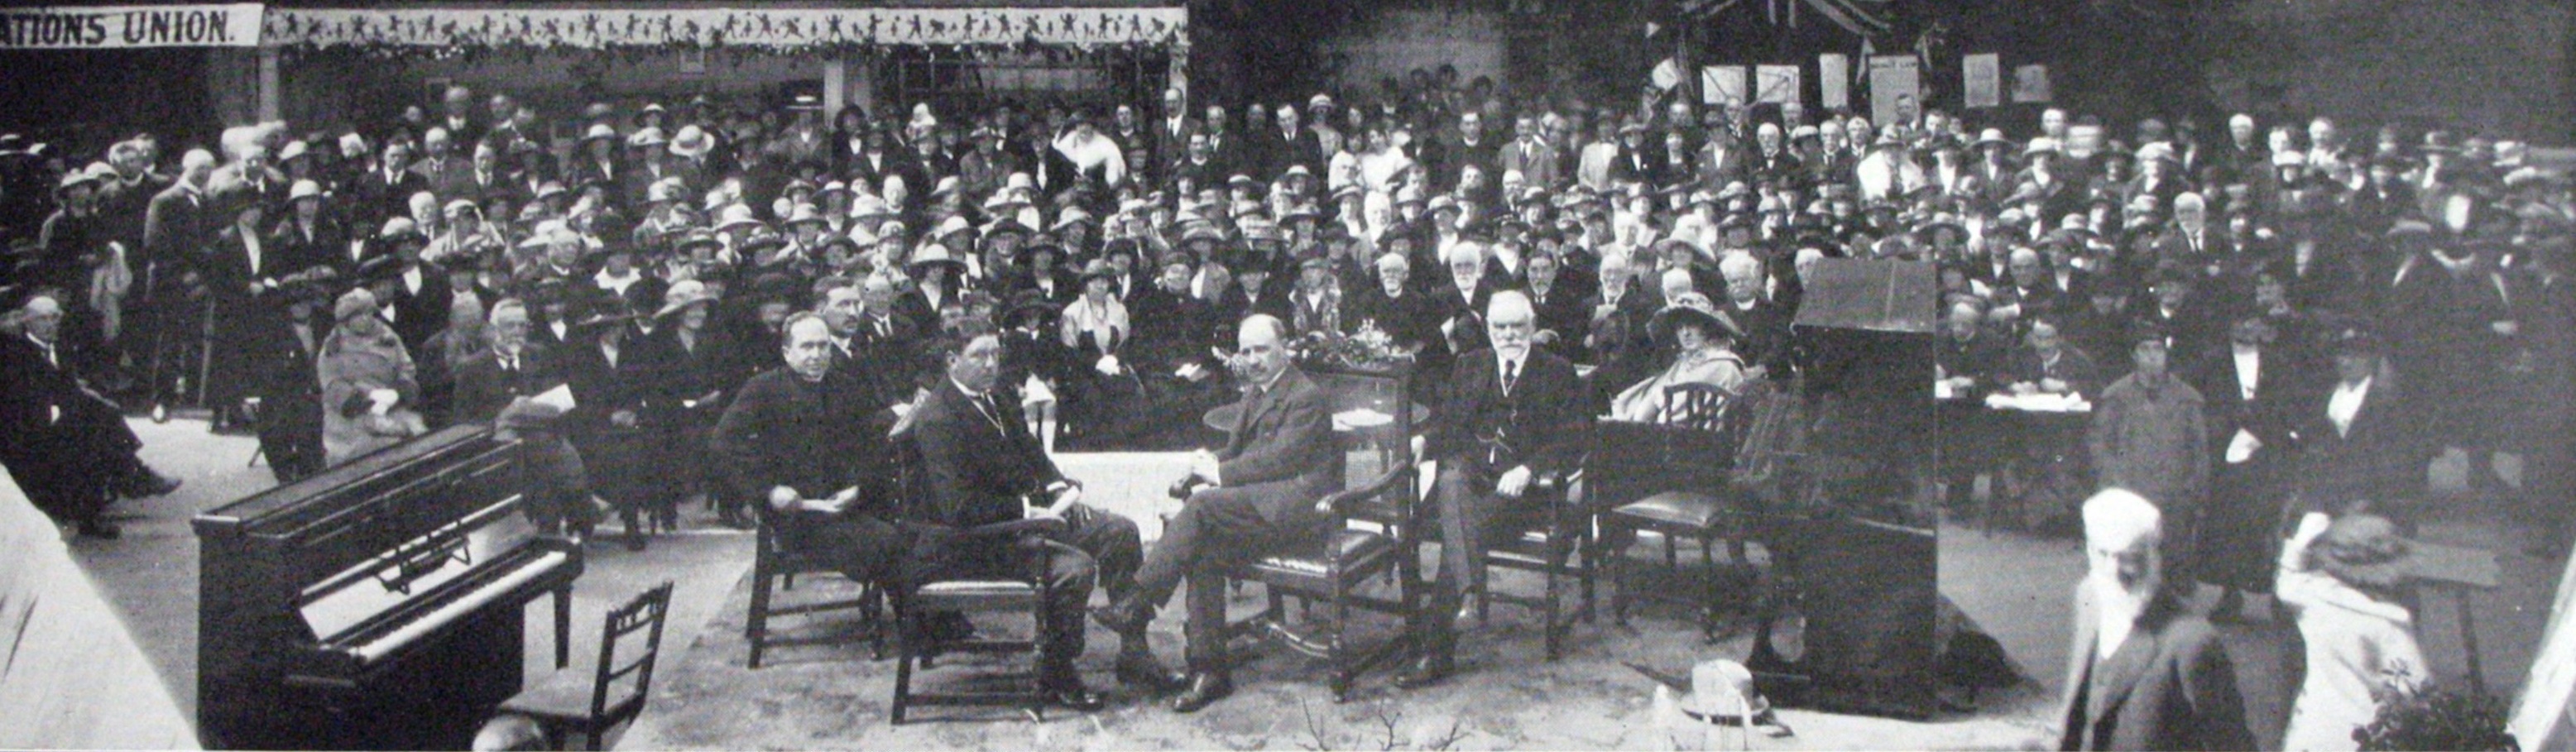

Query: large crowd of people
[[2, 60, 2571, 738]]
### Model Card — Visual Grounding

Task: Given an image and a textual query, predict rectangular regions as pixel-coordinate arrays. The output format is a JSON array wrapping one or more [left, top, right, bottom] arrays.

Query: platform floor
[[39, 418, 2566, 750]]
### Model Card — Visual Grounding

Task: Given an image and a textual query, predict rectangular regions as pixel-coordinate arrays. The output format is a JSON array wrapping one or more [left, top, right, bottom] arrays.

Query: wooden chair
[[888, 517, 1065, 724], [1471, 468, 1603, 661], [1600, 381, 1758, 642], [746, 510, 887, 668], [1222, 364, 1424, 702], [496, 582, 675, 751]]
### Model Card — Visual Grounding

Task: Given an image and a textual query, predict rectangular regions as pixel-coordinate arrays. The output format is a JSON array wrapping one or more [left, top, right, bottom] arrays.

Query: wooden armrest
[[1317, 465, 1413, 514]]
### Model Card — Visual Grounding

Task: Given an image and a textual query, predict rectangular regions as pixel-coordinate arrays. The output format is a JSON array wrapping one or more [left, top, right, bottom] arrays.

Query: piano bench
[[746, 523, 889, 668]]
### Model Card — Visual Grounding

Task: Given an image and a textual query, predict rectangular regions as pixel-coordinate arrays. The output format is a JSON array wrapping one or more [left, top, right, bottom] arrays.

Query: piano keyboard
[[349, 550, 571, 664]]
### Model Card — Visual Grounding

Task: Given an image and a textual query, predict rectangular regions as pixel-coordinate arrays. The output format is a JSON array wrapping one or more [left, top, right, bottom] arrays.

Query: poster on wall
[[1964, 53, 2000, 108], [1701, 65, 1749, 107], [0, 4, 261, 48], [1756, 65, 1801, 106], [2012, 64, 2053, 103], [1866, 55, 1919, 127], [1820, 54, 1850, 109]]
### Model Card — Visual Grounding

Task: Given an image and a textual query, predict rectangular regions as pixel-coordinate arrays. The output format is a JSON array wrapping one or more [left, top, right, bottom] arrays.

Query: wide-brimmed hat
[[627, 127, 669, 149], [377, 216, 427, 247], [714, 204, 766, 232], [582, 123, 619, 143], [668, 125, 713, 157], [909, 242, 968, 275], [1973, 128, 2012, 150], [287, 179, 325, 203], [1050, 206, 1096, 232], [54, 169, 102, 199], [2305, 514, 2424, 590], [848, 194, 897, 223], [783, 203, 829, 228], [653, 279, 717, 319], [1650, 292, 1740, 346]]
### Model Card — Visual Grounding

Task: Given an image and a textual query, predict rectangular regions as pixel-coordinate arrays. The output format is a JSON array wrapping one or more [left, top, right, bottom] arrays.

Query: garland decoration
[[261, 7, 1189, 55]]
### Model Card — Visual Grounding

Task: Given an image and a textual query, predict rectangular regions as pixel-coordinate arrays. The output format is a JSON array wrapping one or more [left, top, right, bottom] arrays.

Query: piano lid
[[195, 425, 499, 536], [299, 499, 539, 644]]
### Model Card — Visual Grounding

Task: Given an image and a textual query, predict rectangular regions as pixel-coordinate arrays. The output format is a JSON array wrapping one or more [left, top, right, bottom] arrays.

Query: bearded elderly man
[[1400, 290, 1592, 688], [2057, 489, 2252, 751]]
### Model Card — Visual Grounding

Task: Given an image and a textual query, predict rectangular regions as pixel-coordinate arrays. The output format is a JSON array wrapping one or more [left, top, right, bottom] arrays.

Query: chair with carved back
[[496, 582, 675, 751], [1598, 380, 1763, 642], [885, 432, 1065, 724], [1220, 363, 1423, 702]]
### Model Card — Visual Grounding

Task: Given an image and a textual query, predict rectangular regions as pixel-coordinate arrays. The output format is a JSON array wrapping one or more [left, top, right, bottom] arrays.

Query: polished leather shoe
[[1089, 603, 1149, 636], [1260, 618, 1335, 660], [1391, 652, 1455, 690], [1044, 681, 1106, 711], [1114, 653, 1186, 693], [1170, 672, 1234, 713]]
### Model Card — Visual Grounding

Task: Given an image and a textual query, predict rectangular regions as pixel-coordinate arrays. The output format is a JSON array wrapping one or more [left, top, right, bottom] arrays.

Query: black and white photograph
[[0, 2, 2571, 750]]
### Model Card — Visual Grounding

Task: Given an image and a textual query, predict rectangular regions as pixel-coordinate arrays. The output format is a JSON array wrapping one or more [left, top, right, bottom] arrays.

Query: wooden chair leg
[[746, 572, 772, 668], [890, 606, 914, 724]]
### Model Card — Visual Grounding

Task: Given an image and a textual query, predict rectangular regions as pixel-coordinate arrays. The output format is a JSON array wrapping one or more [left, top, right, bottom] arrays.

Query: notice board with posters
[[1866, 55, 1919, 127]]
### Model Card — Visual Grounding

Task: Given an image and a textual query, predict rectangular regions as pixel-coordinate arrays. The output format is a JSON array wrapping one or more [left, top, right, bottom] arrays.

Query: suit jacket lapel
[[2087, 611, 2166, 727]]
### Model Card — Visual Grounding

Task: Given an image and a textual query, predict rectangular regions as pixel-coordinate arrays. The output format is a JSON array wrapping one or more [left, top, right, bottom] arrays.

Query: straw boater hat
[[287, 179, 324, 204], [583, 123, 619, 144]]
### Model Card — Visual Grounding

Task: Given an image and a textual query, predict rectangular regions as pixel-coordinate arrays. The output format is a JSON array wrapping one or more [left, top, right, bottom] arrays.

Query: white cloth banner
[[263, 7, 1190, 49], [0, 4, 261, 49]]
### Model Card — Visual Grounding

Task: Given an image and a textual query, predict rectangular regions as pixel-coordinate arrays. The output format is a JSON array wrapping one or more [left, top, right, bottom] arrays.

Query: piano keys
[[195, 425, 583, 750]]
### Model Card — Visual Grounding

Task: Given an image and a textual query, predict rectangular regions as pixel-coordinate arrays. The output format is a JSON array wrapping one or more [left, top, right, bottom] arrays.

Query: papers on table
[[1983, 392, 2091, 413]]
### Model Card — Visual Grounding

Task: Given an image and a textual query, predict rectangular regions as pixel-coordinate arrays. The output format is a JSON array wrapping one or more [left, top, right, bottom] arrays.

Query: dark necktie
[[1500, 358, 1519, 397], [971, 393, 1007, 434]]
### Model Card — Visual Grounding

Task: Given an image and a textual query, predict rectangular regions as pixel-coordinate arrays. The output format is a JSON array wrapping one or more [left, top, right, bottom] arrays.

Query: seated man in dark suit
[[712, 312, 908, 592], [0, 291, 182, 538], [909, 322, 1144, 713], [1091, 314, 1341, 712], [452, 298, 595, 537], [1401, 290, 1592, 688]]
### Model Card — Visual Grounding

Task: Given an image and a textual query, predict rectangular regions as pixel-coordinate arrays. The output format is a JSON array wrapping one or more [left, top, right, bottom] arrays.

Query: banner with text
[[0, 4, 261, 49], [262, 7, 1190, 50]]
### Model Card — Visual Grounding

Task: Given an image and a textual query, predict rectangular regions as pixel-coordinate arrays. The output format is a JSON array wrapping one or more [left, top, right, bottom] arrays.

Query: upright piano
[[195, 425, 583, 750]]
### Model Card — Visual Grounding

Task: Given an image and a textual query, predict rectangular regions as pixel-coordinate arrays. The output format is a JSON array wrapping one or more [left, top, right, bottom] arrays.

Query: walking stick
[[195, 296, 216, 410]]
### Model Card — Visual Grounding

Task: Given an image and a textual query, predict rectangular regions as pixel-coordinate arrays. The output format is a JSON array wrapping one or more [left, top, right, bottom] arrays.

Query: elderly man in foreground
[[2057, 488, 2252, 751]]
